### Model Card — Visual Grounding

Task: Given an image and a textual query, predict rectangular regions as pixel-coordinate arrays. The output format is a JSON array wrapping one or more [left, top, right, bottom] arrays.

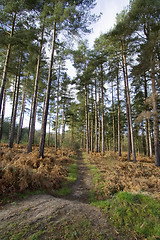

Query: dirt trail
[[0, 152, 134, 240], [64, 151, 94, 203]]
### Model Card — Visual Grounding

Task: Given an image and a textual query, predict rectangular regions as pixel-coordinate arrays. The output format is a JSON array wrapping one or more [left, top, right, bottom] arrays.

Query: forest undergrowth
[[0, 145, 160, 239], [84, 152, 160, 239], [86, 151, 160, 201], [0, 143, 76, 204]]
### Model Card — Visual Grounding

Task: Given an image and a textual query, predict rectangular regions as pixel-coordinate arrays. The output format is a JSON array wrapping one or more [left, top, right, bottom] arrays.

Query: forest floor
[[0, 148, 136, 240], [0, 145, 160, 239]]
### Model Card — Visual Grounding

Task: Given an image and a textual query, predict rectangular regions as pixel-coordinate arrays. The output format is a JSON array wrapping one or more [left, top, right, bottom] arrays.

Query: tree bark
[[90, 119, 93, 152], [98, 88, 101, 153], [94, 77, 98, 152], [123, 44, 136, 163], [61, 107, 65, 156], [142, 127, 146, 155], [10, 76, 18, 131], [150, 52, 160, 166], [85, 84, 89, 154], [55, 66, 60, 152], [144, 73, 149, 156], [121, 43, 131, 161], [116, 68, 121, 156], [39, 21, 56, 158], [112, 82, 116, 153], [0, 12, 16, 113], [88, 110, 90, 151], [148, 119, 153, 158], [48, 115, 51, 146], [121, 40, 136, 162], [100, 64, 104, 156], [8, 55, 22, 148], [27, 22, 45, 153], [90, 85, 94, 152], [17, 83, 26, 144], [0, 89, 6, 140]]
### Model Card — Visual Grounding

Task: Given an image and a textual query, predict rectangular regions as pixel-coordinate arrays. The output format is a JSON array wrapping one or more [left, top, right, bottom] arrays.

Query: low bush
[[0, 144, 76, 203]]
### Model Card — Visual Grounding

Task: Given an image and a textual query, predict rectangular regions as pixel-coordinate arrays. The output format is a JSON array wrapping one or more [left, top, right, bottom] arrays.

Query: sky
[[88, 0, 129, 47], [5, 0, 130, 129], [67, 0, 129, 77]]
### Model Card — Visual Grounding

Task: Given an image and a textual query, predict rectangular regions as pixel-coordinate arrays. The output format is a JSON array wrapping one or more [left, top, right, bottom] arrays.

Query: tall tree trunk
[[144, 73, 149, 156], [148, 119, 153, 158], [85, 84, 89, 154], [55, 67, 60, 152], [121, 43, 131, 161], [142, 127, 146, 155], [100, 64, 104, 156], [90, 86, 93, 152], [0, 89, 6, 140], [116, 68, 121, 156], [88, 111, 90, 151], [8, 55, 22, 148], [145, 119, 149, 156], [0, 12, 16, 113], [94, 77, 98, 152], [10, 76, 18, 131], [48, 117, 51, 146], [90, 119, 93, 152], [61, 107, 65, 156], [150, 52, 160, 166], [98, 88, 101, 153], [112, 83, 116, 153], [17, 83, 26, 144], [32, 92, 39, 145], [27, 22, 45, 153], [122, 41, 136, 162], [39, 21, 56, 158], [123, 44, 136, 163]]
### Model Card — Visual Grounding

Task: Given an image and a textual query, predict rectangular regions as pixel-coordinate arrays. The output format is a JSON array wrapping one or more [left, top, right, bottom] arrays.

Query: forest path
[[64, 151, 94, 203], [0, 151, 133, 240]]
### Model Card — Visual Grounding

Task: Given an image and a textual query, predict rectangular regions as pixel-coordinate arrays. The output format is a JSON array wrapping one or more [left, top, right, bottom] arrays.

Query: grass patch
[[0, 216, 107, 240], [67, 162, 78, 182], [92, 191, 160, 240], [52, 217, 107, 240], [83, 153, 105, 201], [83, 154, 102, 184], [0, 221, 45, 240], [54, 162, 78, 197]]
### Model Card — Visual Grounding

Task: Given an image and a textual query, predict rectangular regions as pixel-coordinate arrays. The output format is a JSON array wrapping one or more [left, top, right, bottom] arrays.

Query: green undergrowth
[[54, 160, 78, 197], [83, 152, 105, 202], [83, 153, 160, 239], [92, 191, 160, 240]]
